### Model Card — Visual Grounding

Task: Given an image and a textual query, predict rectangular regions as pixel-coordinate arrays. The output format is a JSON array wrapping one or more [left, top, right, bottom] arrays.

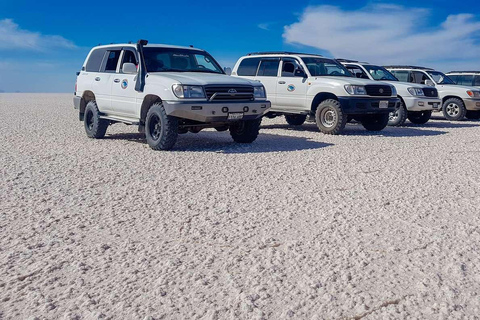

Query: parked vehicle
[[446, 71, 480, 88], [385, 66, 480, 120], [73, 40, 271, 150], [232, 52, 399, 134], [339, 60, 441, 126]]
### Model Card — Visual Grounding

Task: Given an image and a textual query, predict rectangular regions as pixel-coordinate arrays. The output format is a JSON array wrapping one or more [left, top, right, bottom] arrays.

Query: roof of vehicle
[[246, 51, 324, 58], [446, 71, 480, 74], [336, 59, 370, 64], [383, 65, 434, 71], [91, 43, 205, 51]]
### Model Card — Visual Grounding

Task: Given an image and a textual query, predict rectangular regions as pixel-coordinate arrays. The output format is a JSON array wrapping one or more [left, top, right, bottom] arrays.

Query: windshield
[[427, 71, 455, 85], [364, 65, 398, 81], [143, 47, 224, 74], [301, 57, 352, 77]]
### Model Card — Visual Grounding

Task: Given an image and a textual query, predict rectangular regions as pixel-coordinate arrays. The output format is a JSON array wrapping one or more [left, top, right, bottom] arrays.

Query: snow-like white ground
[[1, 94, 480, 320]]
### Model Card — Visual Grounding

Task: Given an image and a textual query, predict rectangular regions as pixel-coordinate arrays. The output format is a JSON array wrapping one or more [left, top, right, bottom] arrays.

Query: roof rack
[[247, 51, 323, 57], [336, 58, 359, 63], [447, 71, 480, 74], [383, 65, 434, 70]]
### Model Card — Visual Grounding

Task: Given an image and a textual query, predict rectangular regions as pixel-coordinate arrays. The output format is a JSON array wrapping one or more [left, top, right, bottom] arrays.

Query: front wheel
[[408, 110, 432, 124], [443, 98, 466, 121], [145, 103, 178, 150], [361, 114, 389, 131], [285, 114, 307, 126], [315, 99, 347, 135], [388, 101, 407, 126], [229, 118, 262, 143], [84, 101, 109, 138]]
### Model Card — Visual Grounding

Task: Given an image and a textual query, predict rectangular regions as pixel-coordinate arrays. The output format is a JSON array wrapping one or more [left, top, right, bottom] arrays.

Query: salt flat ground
[[1, 93, 480, 320]]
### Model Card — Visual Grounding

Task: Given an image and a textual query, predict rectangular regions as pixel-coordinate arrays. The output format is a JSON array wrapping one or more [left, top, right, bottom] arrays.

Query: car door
[[275, 58, 308, 110], [254, 58, 280, 105], [110, 48, 139, 118], [94, 48, 122, 114]]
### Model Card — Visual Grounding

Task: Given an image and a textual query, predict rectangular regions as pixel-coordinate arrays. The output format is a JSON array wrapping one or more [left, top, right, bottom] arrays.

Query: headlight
[[467, 90, 480, 98], [391, 86, 397, 96], [172, 84, 205, 99], [254, 86, 266, 99], [407, 87, 425, 96], [344, 85, 366, 95]]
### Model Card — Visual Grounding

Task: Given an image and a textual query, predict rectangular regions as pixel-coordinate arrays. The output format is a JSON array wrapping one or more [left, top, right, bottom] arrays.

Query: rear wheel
[[361, 114, 389, 131], [388, 100, 407, 126], [443, 98, 466, 121], [408, 110, 432, 124], [466, 110, 480, 120], [285, 114, 307, 126], [84, 101, 109, 138], [229, 118, 262, 143], [145, 103, 178, 150], [315, 99, 347, 135]]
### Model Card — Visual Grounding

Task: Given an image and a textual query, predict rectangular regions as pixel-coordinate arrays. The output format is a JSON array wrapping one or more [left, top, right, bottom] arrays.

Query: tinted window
[[257, 59, 280, 77], [104, 50, 121, 72], [143, 47, 223, 73], [474, 75, 480, 86], [448, 75, 459, 84], [458, 75, 474, 86], [86, 48, 106, 72], [301, 57, 351, 77], [363, 65, 398, 81], [412, 71, 429, 84], [281, 59, 302, 77], [237, 58, 261, 76], [390, 70, 409, 82], [122, 50, 138, 66], [345, 66, 369, 79]]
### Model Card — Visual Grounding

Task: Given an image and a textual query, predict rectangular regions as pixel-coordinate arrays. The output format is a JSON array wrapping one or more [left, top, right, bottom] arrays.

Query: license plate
[[228, 112, 244, 120], [379, 101, 388, 109]]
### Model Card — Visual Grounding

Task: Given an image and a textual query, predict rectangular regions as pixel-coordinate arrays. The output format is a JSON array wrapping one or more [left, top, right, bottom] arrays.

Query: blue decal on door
[[287, 84, 295, 92], [121, 79, 128, 89]]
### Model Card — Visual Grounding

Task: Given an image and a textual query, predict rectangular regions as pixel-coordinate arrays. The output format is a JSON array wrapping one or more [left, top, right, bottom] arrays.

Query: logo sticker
[[287, 85, 296, 92], [121, 79, 128, 89]]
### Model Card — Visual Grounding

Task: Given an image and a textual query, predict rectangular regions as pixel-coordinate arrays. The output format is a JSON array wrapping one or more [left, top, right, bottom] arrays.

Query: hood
[[147, 72, 261, 86]]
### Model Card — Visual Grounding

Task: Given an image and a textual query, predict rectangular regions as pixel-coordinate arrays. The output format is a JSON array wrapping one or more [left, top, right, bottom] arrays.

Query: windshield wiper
[[187, 70, 223, 74]]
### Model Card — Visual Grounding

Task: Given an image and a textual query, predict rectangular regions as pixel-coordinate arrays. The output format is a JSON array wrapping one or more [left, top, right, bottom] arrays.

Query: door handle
[[278, 81, 286, 84], [95, 77, 101, 81], [114, 79, 120, 83]]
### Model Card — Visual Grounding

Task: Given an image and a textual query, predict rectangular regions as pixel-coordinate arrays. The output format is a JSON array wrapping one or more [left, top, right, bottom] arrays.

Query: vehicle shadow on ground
[[261, 123, 448, 137], [422, 119, 480, 129], [104, 132, 333, 153]]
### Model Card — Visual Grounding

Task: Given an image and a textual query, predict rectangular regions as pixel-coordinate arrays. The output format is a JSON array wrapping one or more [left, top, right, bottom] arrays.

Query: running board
[[99, 115, 139, 125]]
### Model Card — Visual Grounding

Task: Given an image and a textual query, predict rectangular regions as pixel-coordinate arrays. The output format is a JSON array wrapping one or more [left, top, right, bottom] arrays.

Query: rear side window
[[103, 50, 121, 72], [237, 58, 261, 76], [257, 59, 280, 77], [391, 70, 409, 82], [448, 75, 459, 84], [474, 75, 480, 86], [85, 49, 106, 72], [458, 75, 474, 86]]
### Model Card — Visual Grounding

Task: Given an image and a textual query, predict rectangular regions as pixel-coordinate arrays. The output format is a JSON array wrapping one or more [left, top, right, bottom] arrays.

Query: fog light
[[477, 102, 480, 107], [418, 102, 424, 106], [243, 106, 249, 112], [222, 107, 229, 113]]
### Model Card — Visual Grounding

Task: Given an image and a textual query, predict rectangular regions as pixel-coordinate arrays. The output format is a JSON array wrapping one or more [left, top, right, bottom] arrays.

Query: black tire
[[408, 110, 432, 124], [265, 113, 277, 119], [215, 125, 229, 132], [315, 99, 347, 135], [145, 103, 178, 150], [443, 98, 466, 121], [84, 101, 109, 138], [361, 113, 389, 131], [388, 100, 407, 126], [285, 114, 307, 126], [466, 110, 480, 120], [229, 118, 262, 143]]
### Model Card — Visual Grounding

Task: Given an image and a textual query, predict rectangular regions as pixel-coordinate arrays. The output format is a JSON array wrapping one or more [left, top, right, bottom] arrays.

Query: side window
[[412, 71, 428, 84], [281, 59, 301, 77], [103, 50, 121, 73], [448, 75, 459, 84], [237, 58, 261, 76], [257, 59, 280, 77], [391, 71, 409, 82], [85, 48, 106, 72], [121, 50, 138, 66], [458, 75, 474, 86], [346, 66, 368, 79], [474, 75, 480, 86]]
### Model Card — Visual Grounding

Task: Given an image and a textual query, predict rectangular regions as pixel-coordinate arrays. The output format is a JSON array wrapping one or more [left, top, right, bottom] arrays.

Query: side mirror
[[122, 63, 137, 74], [425, 80, 435, 86], [295, 69, 307, 78], [224, 67, 232, 76]]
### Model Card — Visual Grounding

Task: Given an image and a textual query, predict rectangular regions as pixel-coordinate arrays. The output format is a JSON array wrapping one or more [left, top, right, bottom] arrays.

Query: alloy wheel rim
[[389, 110, 399, 121], [149, 115, 162, 140], [446, 103, 459, 116]]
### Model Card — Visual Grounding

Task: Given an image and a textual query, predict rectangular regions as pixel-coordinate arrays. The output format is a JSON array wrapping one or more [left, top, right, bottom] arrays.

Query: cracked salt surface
[[1, 93, 480, 319]]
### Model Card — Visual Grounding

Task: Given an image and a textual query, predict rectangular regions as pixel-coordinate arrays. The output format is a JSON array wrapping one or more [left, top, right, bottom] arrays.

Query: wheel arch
[[140, 94, 162, 125], [442, 95, 464, 105], [80, 91, 96, 121], [310, 92, 339, 113]]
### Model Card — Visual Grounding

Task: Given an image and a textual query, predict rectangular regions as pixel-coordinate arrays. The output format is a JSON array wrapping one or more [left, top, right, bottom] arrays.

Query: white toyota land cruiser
[[339, 60, 441, 126], [385, 66, 480, 121], [73, 40, 270, 150], [232, 52, 399, 134]]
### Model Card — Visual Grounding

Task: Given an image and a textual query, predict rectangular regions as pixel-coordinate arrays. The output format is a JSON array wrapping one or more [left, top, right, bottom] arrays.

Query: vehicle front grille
[[205, 85, 254, 101], [365, 85, 392, 97], [423, 88, 438, 97]]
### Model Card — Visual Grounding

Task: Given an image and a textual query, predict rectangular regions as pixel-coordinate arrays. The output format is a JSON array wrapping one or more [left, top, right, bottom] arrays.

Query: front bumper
[[162, 99, 271, 123], [464, 98, 480, 111], [403, 96, 442, 111], [73, 95, 81, 109], [338, 97, 399, 114]]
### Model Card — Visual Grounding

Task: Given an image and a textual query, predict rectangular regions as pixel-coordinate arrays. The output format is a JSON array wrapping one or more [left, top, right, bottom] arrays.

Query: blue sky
[[0, 0, 479, 92]]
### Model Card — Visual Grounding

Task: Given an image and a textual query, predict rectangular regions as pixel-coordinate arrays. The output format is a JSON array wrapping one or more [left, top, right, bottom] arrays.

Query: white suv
[[446, 71, 480, 89], [232, 52, 399, 134], [340, 60, 441, 126], [385, 66, 480, 121], [73, 40, 270, 150]]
